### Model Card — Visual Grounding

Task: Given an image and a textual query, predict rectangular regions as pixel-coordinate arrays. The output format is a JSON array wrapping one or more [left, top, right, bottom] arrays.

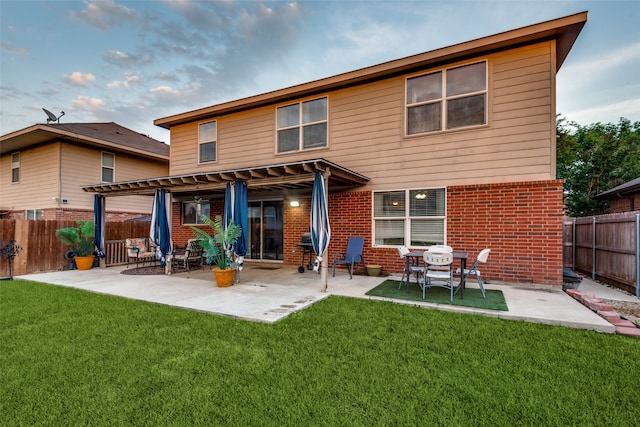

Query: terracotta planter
[[212, 267, 236, 287], [74, 255, 95, 270]]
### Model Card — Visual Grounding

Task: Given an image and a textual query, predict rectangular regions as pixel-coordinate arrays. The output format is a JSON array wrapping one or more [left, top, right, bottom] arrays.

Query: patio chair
[[333, 237, 365, 279], [397, 246, 422, 290], [421, 250, 455, 301], [456, 248, 490, 298], [125, 237, 156, 268], [172, 239, 204, 272]]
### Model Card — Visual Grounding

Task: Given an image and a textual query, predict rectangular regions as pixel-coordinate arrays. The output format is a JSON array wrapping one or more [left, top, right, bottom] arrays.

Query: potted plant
[[190, 215, 241, 287], [55, 220, 96, 270]]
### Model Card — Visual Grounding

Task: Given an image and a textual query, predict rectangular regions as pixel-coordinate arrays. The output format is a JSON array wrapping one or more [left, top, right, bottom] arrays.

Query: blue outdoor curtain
[[93, 194, 105, 258], [150, 189, 172, 266], [311, 172, 331, 273]]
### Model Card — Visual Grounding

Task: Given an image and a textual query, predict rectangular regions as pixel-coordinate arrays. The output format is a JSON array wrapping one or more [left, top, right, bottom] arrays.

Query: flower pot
[[74, 255, 95, 270], [212, 267, 236, 287], [366, 265, 381, 276]]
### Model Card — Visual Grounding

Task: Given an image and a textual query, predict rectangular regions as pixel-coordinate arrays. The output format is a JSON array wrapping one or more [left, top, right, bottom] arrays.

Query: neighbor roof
[[594, 177, 640, 200], [154, 11, 587, 129], [0, 122, 169, 159]]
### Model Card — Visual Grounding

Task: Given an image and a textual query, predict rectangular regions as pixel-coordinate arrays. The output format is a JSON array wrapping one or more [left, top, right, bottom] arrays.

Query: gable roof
[[0, 122, 169, 160], [155, 11, 587, 129], [594, 177, 640, 200]]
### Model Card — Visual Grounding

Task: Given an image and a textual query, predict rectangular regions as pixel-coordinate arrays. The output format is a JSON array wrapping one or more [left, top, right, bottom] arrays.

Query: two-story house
[[1, 122, 169, 221], [83, 12, 588, 286]]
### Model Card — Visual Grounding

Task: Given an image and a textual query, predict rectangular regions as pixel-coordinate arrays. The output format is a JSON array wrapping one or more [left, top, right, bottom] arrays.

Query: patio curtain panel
[[93, 194, 105, 258], [311, 172, 331, 290], [150, 189, 172, 266]]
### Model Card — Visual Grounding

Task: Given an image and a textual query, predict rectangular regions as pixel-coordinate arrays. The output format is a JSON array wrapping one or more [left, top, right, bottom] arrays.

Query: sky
[[1, 0, 639, 144]]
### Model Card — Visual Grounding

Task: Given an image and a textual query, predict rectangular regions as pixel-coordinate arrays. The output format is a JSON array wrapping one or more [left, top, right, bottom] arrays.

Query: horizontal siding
[[168, 40, 555, 190], [0, 143, 59, 211]]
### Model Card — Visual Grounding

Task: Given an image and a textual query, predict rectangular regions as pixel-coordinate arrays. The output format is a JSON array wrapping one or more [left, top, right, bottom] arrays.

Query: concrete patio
[[16, 263, 638, 333]]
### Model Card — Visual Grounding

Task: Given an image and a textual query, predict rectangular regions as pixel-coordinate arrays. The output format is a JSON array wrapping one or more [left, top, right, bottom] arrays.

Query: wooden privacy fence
[[0, 219, 151, 276], [563, 211, 640, 297]]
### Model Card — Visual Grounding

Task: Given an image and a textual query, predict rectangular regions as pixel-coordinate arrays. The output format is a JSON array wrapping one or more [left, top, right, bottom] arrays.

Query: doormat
[[366, 280, 508, 311]]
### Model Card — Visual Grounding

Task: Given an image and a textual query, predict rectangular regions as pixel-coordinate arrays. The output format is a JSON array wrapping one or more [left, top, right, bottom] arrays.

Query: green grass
[[366, 279, 508, 311], [2, 280, 639, 426]]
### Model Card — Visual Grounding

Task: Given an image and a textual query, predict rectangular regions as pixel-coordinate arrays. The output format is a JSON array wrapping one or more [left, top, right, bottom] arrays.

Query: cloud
[[564, 98, 640, 126], [1, 42, 28, 56], [104, 49, 153, 67], [150, 85, 184, 99], [71, 96, 105, 111], [107, 74, 140, 88], [64, 72, 96, 86], [71, 0, 139, 31]]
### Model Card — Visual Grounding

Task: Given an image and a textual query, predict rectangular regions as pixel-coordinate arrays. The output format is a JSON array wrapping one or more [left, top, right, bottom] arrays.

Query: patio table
[[403, 250, 470, 298]]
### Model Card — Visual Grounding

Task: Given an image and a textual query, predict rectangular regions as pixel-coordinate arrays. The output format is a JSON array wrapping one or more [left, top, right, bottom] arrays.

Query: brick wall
[[608, 193, 640, 213], [6, 208, 148, 222], [168, 179, 564, 286], [447, 180, 564, 285]]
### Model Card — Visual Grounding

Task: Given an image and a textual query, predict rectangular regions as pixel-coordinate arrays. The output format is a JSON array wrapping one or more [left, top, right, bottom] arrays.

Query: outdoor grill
[[295, 232, 314, 273]]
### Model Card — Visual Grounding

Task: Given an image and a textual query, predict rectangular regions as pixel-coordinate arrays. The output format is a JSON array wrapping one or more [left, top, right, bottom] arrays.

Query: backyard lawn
[[2, 280, 639, 426]]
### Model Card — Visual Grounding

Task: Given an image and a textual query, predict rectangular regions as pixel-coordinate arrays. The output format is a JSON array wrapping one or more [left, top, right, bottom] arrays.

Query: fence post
[[636, 214, 640, 298], [592, 216, 596, 280], [572, 218, 576, 271]]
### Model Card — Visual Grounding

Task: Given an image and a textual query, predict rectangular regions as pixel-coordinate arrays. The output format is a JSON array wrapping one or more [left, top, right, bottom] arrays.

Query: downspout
[[57, 142, 62, 210], [592, 216, 596, 280]]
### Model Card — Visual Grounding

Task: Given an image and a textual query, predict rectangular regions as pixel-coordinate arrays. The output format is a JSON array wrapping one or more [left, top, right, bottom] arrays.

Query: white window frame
[[101, 152, 115, 183], [406, 60, 487, 135], [276, 97, 328, 154], [372, 187, 447, 248], [25, 209, 42, 220], [198, 121, 217, 164], [11, 152, 20, 183]]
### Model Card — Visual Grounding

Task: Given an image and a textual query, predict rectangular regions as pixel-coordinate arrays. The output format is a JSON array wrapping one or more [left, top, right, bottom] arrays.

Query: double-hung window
[[199, 121, 217, 163], [277, 97, 327, 153], [406, 61, 486, 135], [11, 152, 19, 183], [373, 188, 446, 247], [26, 209, 42, 220], [101, 152, 114, 183]]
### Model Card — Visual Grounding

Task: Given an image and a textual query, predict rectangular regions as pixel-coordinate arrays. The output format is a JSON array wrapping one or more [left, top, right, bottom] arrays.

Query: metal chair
[[397, 246, 422, 289], [456, 248, 490, 298], [172, 239, 204, 272], [125, 237, 156, 268], [421, 250, 455, 301], [333, 237, 365, 279]]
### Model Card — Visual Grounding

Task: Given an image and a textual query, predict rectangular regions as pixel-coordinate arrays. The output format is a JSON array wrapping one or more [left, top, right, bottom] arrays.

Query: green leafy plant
[[190, 215, 241, 270], [55, 220, 96, 257]]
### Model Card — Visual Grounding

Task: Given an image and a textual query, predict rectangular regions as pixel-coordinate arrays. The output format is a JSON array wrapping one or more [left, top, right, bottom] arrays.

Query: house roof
[[594, 177, 640, 200], [154, 11, 587, 129], [82, 158, 369, 196], [0, 122, 169, 160]]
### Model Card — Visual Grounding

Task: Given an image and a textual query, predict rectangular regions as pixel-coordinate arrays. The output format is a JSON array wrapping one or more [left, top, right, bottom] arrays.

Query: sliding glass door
[[248, 200, 283, 261]]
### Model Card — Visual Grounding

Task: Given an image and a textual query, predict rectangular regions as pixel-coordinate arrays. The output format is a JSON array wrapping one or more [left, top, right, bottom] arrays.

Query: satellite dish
[[42, 108, 65, 123]]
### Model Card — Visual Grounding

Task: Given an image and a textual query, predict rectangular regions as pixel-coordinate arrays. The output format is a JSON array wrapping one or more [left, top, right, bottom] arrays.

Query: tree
[[557, 117, 640, 217]]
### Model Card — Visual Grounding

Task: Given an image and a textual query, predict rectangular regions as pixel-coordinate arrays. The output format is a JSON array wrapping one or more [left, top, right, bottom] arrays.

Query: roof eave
[[154, 11, 587, 129]]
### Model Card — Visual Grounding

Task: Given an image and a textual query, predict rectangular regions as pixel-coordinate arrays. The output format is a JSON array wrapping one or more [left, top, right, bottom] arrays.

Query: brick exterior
[[608, 193, 640, 213], [168, 179, 564, 286], [5, 208, 148, 222]]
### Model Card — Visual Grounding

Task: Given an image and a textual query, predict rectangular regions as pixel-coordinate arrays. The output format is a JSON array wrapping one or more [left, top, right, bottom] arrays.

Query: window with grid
[[101, 152, 114, 183], [277, 97, 327, 153], [26, 209, 42, 220], [406, 61, 486, 135], [199, 121, 217, 163], [11, 152, 19, 183], [373, 188, 446, 247]]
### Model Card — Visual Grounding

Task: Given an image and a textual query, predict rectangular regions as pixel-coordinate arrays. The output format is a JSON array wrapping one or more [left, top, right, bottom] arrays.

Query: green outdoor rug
[[366, 280, 508, 311]]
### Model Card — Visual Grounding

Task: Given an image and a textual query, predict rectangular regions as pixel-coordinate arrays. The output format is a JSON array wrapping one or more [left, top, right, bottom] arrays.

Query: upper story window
[[373, 188, 446, 247], [277, 97, 327, 153], [11, 152, 19, 183], [199, 121, 217, 163], [406, 61, 486, 135], [101, 152, 114, 183]]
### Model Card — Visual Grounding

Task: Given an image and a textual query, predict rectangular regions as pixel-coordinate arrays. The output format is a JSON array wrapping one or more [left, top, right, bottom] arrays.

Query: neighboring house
[[594, 177, 640, 213], [1, 122, 169, 221], [83, 12, 588, 286]]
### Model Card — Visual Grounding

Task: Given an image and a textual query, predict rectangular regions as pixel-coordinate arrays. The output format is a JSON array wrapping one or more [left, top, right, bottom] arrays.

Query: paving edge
[[566, 289, 640, 338]]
